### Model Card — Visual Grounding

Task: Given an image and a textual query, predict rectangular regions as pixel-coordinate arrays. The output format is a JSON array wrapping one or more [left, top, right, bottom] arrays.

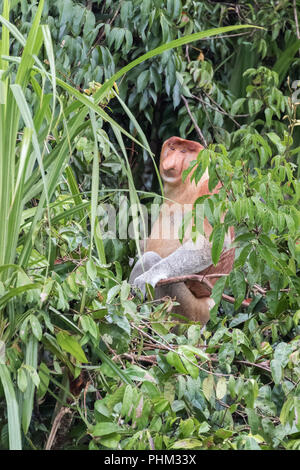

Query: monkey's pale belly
[[145, 238, 182, 258], [145, 207, 195, 257]]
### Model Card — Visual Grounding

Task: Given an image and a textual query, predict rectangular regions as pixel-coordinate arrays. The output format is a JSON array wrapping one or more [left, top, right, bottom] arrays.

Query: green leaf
[[107, 284, 121, 303], [56, 331, 88, 363], [17, 367, 28, 393], [218, 342, 235, 364], [29, 314, 42, 341], [91, 422, 123, 437], [215, 429, 233, 439], [80, 315, 99, 340], [153, 397, 169, 413], [0, 340, 5, 364], [211, 224, 225, 265], [179, 418, 195, 438], [121, 385, 133, 417], [210, 276, 227, 320], [244, 436, 261, 450], [202, 375, 214, 401], [99, 433, 121, 449], [244, 379, 258, 409], [86, 259, 97, 281], [232, 329, 248, 352], [228, 376, 236, 399], [178, 348, 199, 379], [234, 244, 252, 268], [230, 269, 246, 309], [231, 98, 246, 115], [95, 400, 111, 418], [37, 362, 50, 400], [120, 281, 131, 303], [270, 359, 283, 385], [171, 438, 202, 449], [180, 345, 210, 362], [137, 70, 150, 93], [280, 397, 294, 425], [216, 377, 227, 399], [267, 132, 285, 153], [93, 345, 133, 385], [0, 364, 22, 449], [166, 351, 188, 374], [22, 335, 38, 434], [25, 364, 40, 387], [0, 284, 41, 309], [274, 342, 293, 367], [198, 422, 210, 434]]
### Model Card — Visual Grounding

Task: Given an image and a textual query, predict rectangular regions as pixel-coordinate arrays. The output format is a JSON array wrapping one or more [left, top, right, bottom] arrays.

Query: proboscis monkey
[[129, 136, 235, 324]]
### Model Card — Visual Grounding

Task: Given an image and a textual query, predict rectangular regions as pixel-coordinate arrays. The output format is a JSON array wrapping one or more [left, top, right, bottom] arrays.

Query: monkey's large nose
[[162, 154, 179, 173]]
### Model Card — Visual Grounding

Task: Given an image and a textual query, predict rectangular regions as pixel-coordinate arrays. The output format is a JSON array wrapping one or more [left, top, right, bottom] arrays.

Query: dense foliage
[[0, 0, 299, 451]]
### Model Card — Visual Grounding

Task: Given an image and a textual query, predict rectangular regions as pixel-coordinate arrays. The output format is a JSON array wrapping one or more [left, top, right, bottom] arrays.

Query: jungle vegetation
[[0, 0, 299, 450]]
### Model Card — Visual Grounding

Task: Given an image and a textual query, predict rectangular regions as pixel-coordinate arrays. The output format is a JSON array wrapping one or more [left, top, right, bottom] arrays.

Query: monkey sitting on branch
[[129, 136, 235, 325]]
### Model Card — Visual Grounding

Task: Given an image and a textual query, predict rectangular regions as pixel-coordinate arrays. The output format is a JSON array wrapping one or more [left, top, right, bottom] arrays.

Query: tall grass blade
[[65, 166, 87, 230], [273, 39, 300, 86], [94, 25, 261, 102], [22, 335, 38, 434], [0, 346, 22, 449], [0, 284, 41, 309], [113, 92, 164, 196], [89, 109, 100, 256], [94, 345, 133, 386]]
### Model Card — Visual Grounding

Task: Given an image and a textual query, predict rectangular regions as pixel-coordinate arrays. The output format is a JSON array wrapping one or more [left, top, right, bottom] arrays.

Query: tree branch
[[181, 95, 208, 147]]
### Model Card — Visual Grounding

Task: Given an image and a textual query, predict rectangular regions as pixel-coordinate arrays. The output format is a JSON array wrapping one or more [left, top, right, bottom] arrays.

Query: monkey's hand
[[129, 251, 163, 297], [133, 237, 213, 297], [132, 270, 166, 297]]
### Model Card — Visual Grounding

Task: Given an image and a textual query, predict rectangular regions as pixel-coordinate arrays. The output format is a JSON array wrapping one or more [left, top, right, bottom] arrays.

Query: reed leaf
[[21, 335, 38, 434], [0, 364, 22, 449]]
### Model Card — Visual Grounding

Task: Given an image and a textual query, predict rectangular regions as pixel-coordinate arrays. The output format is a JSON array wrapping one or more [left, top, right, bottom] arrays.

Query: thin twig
[[181, 94, 208, 147], [251, 282, 290, 296], [132, 323, 230, 377], [83, 380, 91, 422], [118, 352, 287, 384], [185, 45, 191, 63], [192, 93, 242, 128], [45, 407, 72, 450], [204, 89, 248, 119], [293, 0, 300, 56], [88, 4, 122, 54], [157, 273, 227, 286], [252, 283, 267, 295], [120, 353, 157, 364], [148, 434, 155, 450]]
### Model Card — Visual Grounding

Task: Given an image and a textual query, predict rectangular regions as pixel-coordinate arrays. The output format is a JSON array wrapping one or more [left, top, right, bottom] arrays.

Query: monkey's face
[[160, 136, 203, 186]]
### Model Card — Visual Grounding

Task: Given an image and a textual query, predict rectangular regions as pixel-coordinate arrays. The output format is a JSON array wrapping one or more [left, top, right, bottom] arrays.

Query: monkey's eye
[[169, 146, 175, 150]]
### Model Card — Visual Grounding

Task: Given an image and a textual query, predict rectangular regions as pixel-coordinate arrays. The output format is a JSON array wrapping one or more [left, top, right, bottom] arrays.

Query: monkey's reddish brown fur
[[146, 136, 235, 302]]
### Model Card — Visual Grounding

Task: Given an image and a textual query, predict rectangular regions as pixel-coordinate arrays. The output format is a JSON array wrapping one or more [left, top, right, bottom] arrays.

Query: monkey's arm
[[132, 237, 213, 295]]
